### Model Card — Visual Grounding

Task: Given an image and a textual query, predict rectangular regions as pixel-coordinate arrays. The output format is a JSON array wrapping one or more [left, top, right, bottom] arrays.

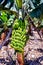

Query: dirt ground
[[24, 31, 43, 65]]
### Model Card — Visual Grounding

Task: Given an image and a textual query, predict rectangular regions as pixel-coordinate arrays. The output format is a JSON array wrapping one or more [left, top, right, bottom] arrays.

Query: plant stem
[[17, 52, 24, 65]]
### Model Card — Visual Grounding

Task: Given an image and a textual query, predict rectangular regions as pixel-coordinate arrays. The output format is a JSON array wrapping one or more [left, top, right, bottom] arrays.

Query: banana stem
[[17, 52, 24, 65], [16, 1, 24, 65]]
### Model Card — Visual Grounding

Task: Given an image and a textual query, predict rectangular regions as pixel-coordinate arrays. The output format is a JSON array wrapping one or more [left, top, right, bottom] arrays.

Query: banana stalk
[[16, 0, 22, 9]]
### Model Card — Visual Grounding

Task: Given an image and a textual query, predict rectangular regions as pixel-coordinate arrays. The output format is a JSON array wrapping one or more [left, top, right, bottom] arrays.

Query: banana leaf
[[29, 3, 43, 18], [16, 0, 22, 9], [0, 5, 18, 17], [0, 5, 18, 31]]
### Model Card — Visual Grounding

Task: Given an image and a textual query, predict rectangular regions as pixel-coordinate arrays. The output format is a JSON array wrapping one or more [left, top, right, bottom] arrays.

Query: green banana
[[10, 19, 28, 53]]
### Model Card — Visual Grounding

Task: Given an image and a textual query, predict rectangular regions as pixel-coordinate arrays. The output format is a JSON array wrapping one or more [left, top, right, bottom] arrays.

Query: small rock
[[40, 61, 43, 65], [32, 55, 35, 58]]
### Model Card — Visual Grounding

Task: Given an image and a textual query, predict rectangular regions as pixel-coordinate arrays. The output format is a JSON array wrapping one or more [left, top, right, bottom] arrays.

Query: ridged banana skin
[[10, 27, 26, 53]]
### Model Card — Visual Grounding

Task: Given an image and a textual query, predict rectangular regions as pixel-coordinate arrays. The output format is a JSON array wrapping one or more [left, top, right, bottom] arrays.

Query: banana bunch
[[10, 19, 26, 53]]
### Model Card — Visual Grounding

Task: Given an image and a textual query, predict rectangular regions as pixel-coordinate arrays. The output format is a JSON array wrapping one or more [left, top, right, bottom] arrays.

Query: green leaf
[[16, 0, 22, 9], [0, 11, 8, 22]]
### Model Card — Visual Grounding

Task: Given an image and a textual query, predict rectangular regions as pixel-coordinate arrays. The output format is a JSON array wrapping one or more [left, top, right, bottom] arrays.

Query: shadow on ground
[[25, 56, 43, 65]]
